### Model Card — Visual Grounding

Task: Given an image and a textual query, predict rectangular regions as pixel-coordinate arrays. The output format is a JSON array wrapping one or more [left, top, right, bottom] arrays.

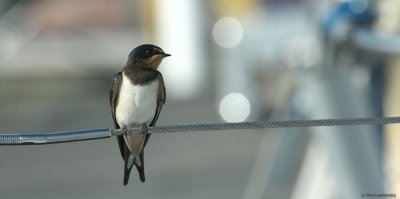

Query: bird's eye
[[145, 49, 152, 55]]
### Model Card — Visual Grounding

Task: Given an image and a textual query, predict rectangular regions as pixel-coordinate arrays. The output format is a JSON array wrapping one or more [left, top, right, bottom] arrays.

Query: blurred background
[[0, 0, 399, 198]]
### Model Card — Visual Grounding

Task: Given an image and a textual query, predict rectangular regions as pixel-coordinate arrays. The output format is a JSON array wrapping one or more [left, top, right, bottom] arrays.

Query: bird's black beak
[[162, 53, 171, 57]]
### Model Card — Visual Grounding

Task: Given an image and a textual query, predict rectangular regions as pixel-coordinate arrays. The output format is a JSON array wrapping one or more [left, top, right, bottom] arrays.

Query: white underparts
[[116, 72, 158, 157], [116, 72, 158, 127]]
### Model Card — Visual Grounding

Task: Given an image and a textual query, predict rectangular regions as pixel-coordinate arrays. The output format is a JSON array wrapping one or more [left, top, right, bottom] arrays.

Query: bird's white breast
[[116, 73, 159, 128]]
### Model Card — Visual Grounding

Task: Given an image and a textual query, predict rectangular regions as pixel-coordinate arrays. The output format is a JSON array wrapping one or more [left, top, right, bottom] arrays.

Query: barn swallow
[[109, 44, 169, 185]]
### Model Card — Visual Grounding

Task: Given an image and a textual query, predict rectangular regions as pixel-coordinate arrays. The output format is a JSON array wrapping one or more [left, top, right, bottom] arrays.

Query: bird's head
[[128, 44, 171, 69]]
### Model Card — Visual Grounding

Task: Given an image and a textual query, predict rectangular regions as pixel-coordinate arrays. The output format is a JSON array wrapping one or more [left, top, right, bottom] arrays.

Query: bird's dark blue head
[[127, 44, 170, 69]]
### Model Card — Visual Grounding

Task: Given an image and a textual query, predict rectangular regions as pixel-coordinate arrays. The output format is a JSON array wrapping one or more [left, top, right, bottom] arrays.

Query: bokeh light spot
[[219, 92, 251, 122], [349, 0, 368, 14], [212, 17, 244, 48]]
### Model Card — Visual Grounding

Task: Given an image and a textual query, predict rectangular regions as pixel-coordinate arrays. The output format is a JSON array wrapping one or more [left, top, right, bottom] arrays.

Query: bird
[[109, 44, 169, 185]]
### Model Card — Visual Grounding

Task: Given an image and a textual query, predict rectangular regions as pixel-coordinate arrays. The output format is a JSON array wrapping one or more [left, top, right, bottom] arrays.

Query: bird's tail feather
[[135, 152, 145, 182], [123, 148, 135, 185], [123, 151, 145, 184], [123, 161, 134, 185]]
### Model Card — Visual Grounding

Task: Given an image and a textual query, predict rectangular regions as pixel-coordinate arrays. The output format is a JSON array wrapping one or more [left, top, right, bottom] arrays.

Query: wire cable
[[112, 116, 400, 135], [1, 116, 400, 145]]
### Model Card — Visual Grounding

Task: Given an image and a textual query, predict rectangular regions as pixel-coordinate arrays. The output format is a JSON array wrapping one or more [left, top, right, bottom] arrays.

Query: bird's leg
[[122, 126, 128, 135], [141, 124, 148, 135]]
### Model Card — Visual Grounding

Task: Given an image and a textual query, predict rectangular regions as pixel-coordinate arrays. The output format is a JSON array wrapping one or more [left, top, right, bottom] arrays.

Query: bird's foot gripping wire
[[141, 124, 148, 135], [122, 126, 128, 135]]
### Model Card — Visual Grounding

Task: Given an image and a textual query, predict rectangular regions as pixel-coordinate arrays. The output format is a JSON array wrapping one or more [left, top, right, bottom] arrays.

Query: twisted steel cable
[[1, 116, 400, 145], [112, 116, 400, 135]]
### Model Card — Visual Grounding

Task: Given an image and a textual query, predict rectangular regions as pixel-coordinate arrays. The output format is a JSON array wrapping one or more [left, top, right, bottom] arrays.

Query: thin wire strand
[[1, 116, 400, 145], [112, 116, 400, 135]]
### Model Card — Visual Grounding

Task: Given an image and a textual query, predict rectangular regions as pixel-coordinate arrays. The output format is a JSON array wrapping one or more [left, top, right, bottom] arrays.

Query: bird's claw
[[122, 126, 128, 135], [141, 124, 148, 135]]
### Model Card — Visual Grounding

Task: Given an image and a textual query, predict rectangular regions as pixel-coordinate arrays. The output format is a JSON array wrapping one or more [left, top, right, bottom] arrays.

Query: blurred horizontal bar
[[353, 29, 400, 55], [1, 116, 400, 145], [0, 129, 111, 145]]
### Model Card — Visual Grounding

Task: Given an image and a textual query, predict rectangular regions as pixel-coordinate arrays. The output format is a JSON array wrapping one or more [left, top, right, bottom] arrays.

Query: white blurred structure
[[154, 0, 208, 100]]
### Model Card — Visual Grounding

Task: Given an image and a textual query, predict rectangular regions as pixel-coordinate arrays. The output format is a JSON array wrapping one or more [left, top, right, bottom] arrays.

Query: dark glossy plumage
[[109, 44, 167, 185]]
